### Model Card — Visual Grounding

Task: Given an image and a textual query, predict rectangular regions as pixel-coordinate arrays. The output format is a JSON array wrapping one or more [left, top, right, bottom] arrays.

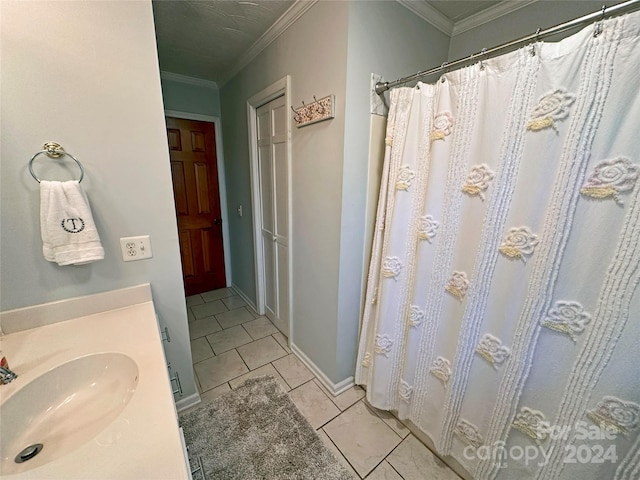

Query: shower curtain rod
[[375, 0, 640, 95]]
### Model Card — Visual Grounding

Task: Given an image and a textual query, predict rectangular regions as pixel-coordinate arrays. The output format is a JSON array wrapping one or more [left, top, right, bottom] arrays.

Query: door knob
[[214, 218, 222, 225]]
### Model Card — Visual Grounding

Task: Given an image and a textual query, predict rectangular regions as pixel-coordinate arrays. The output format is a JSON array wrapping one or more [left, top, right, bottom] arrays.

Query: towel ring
[[29, 142, 84, 183]]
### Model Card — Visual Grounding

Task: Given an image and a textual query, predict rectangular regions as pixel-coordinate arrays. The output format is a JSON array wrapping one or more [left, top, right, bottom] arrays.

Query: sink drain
[[15, 444, 43, 463]]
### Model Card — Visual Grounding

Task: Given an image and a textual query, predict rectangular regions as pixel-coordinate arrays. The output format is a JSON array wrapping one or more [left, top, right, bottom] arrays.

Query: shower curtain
[[356, 11, 640, 480]]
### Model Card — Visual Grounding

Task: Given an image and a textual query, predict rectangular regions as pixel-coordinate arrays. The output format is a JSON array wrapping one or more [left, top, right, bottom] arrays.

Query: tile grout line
[[317, 400, 402, 478], [322, 399, 406, 478], [240, 322, 254, 340], [287, 377, 354, 449], [187, 289, 458, 479], [380, 464, 404, 480], [319, 426, 364, 479], [214, 306, 255, 330], [235, 346, 252, 375], [203, 335, 216, 358], [271, 360, 296, 391], [374, 439, 406, 478], [312, 378, 362, 412], [384, 460, 405, 480], [361, 400, 405, 440], [194, 347, 253, 394], [190, 293, 404, 478]]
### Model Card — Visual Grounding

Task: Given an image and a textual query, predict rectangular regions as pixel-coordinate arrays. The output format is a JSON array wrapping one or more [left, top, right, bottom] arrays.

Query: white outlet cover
[[119, 235, 153, 262]]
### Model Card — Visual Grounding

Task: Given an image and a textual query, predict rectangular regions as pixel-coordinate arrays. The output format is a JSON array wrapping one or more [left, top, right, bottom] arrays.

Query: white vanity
[[0, 284, 191, 479]]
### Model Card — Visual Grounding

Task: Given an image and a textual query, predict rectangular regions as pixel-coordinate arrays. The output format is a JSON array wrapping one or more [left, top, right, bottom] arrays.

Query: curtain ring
[[440, 62, 447, 83], [594, 5, 606, 37], [479, 48, 487, 70], [529, 28, 541, 56]]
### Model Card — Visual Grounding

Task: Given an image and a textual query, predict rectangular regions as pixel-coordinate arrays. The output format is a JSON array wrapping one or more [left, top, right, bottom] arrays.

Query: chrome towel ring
[[29, 142, 85, 183]]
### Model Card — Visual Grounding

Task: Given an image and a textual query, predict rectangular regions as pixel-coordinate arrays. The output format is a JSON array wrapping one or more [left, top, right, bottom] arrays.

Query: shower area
[[356, 2, 640, 479]]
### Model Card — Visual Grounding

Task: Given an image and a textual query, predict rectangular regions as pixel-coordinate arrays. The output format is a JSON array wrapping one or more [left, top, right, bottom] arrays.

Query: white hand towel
[[40, 180, 104, 265]]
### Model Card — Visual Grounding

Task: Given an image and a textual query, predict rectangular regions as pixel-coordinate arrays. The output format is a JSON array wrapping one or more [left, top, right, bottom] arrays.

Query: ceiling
[[153, 0, 294, 83], [152, 1, 510, 84]]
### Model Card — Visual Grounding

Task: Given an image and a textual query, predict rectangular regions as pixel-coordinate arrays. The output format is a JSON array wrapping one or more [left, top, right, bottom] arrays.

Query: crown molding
[[452, 0, 538, 36], [160, 71, 219, 89], [186, 0, 538, 88], [396, 1, 539, 38], [396, 0, 454, 35], [219, 0, 319, 87]]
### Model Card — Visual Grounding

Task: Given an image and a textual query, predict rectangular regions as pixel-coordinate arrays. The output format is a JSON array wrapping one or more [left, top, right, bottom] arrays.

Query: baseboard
[[290, 343, 355, 396], [230, 283, 258, 312], [175, 392, 201, 413]]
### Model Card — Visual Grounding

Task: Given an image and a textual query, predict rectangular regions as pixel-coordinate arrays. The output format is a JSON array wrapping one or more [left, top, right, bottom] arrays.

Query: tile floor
[[187, 287, 461, 480]]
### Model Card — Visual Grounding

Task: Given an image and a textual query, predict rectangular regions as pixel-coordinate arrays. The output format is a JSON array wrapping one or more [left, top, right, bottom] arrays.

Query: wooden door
[[166, 117, 226, 296], [256, 95, 289, 335]]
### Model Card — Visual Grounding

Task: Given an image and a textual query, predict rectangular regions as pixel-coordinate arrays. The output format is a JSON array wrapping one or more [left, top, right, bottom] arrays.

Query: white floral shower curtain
[[356, 11, 640, 480]]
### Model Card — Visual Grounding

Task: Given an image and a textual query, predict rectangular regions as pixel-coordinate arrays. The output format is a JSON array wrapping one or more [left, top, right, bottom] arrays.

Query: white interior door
[[256, 95, 289, 336]]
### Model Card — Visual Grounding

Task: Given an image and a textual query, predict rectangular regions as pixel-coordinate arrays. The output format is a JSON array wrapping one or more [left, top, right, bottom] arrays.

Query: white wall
[[0, 1, 196, 399]]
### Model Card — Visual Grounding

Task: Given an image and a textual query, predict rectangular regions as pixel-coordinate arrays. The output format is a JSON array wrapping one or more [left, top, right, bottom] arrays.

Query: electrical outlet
[[119, 235, 153, 262]]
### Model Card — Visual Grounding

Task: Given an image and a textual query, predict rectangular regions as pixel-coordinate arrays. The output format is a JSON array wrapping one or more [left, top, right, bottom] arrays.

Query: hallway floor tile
[[186, 287, 462, 480]]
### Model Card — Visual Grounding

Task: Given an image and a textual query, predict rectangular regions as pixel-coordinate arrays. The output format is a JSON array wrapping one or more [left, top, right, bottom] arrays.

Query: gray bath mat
[[179, 375, 354, 480]]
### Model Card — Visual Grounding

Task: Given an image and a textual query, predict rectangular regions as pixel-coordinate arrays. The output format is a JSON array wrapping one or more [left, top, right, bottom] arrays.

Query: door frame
[[246, 75, 292, 338], [164, 110, 232, 287]]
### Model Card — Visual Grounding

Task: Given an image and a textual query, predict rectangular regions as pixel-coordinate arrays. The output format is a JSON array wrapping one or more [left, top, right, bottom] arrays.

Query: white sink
[[1, 352, 138, 475]]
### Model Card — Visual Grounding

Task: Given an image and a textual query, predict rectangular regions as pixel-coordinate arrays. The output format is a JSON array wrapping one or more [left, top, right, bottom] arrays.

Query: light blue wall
[[220, 1, 451, 385], [448, 1, 605, 60], [221, 1, 350, 382], [0, 0, 196, 399], [218, 78, 258, 304], [160, 75, 221, 117]]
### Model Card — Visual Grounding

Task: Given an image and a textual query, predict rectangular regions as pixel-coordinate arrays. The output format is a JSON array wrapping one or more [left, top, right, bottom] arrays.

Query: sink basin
[[1, 352, 138, 475]]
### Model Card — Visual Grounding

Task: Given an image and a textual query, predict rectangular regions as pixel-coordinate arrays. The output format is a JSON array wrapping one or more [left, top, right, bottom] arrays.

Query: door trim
[[246, 76, 292, 340], [164, 110, 232, 287]]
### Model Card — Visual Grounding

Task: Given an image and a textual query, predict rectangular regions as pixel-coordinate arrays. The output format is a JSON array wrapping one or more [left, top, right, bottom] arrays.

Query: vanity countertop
[[0, 297, 190, 479]]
